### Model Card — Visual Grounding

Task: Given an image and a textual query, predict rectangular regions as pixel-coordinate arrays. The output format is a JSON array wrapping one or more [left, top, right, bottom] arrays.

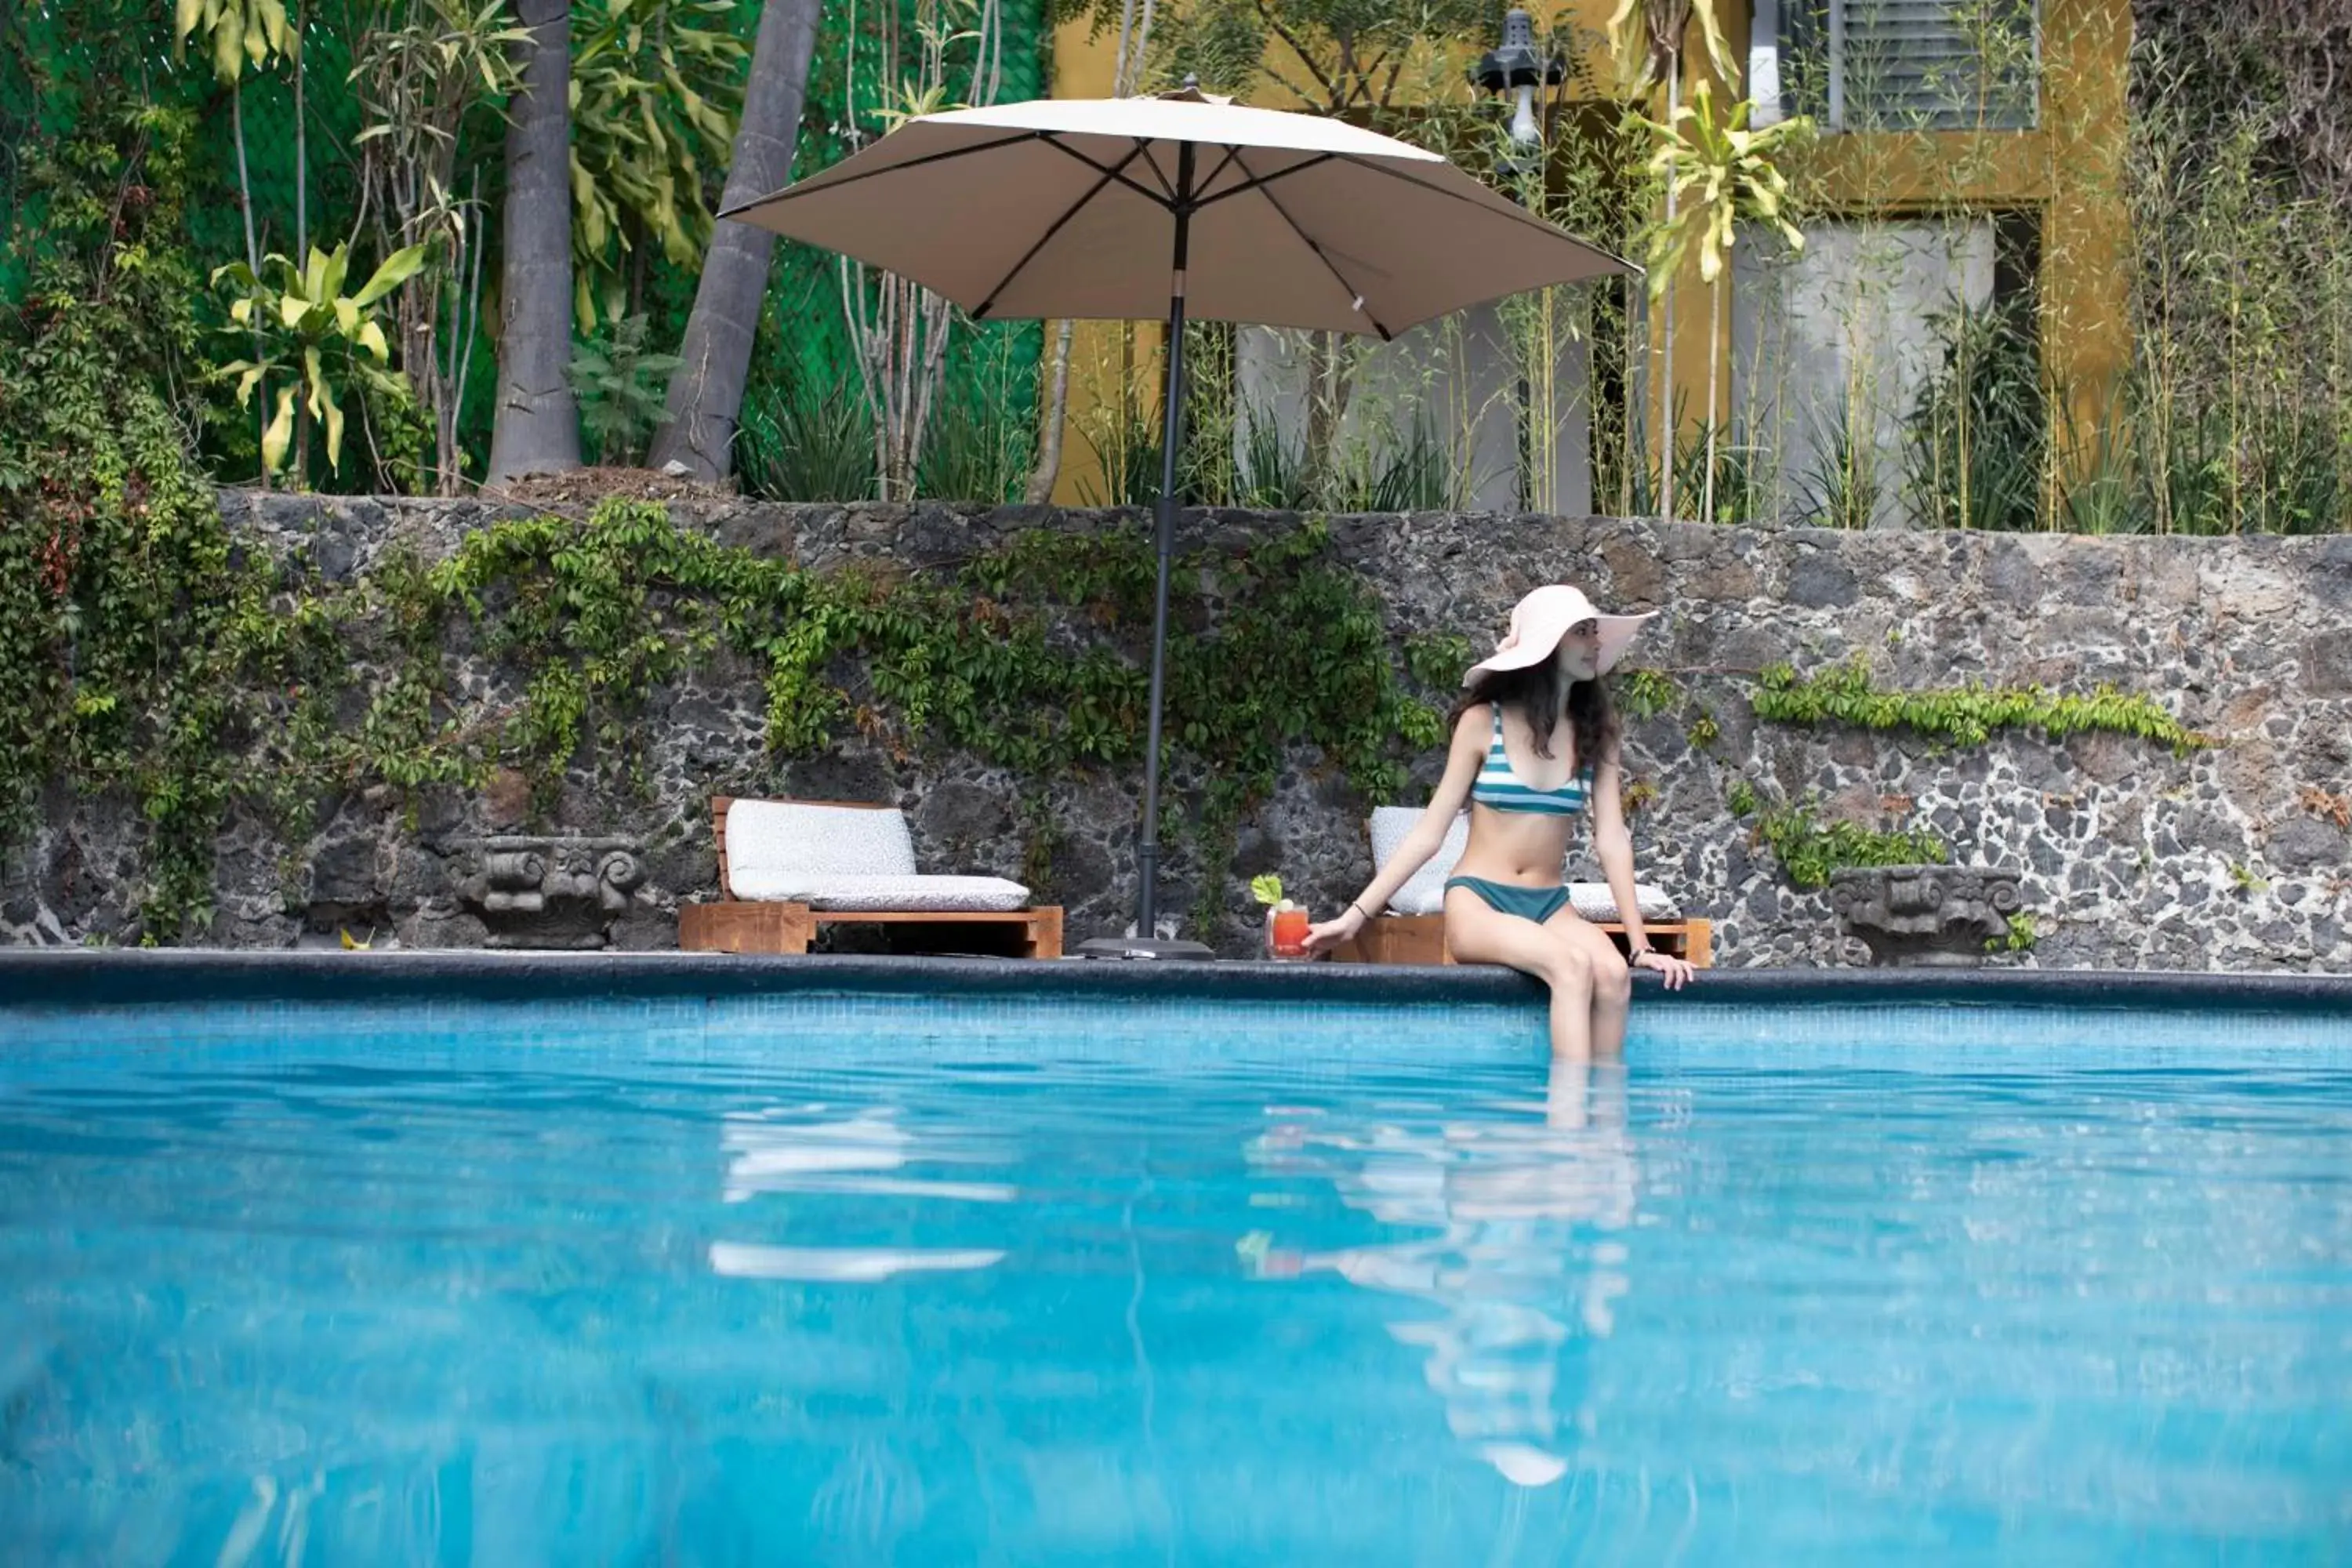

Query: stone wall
[[7, 492, 2350, 970]]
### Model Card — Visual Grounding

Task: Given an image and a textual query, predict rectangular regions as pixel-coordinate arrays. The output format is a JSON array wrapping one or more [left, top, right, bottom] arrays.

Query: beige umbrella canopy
[[723, 87, 1632, 956], [724, 89, 1631, 338]]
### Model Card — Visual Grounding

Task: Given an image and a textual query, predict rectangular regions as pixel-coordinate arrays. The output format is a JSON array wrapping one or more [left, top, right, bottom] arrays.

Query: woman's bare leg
[[1545, 909, 1632, 1058], [1444, 887, 1595, 1060]]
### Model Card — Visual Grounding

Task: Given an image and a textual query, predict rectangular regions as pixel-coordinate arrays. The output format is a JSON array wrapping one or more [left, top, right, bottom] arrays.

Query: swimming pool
[[3, 954, 2348, 1563]]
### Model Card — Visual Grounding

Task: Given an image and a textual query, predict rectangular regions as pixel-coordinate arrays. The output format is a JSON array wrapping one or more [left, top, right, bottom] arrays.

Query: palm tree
[[645, 0, 824, 482], [487, 0, 583, 483]]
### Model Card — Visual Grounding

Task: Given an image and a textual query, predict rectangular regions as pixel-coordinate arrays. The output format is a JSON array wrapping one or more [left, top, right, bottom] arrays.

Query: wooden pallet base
[[679, 901, 1063, 959], [1330, 913, 1712, 968]]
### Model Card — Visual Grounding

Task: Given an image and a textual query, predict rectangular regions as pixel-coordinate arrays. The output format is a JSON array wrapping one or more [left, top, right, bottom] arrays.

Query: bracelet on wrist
[[1349, 901, 1373, 922]]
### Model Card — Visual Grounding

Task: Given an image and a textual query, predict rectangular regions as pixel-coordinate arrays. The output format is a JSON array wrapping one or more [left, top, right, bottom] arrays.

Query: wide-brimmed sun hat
[[1462, 584, 1655, 685]]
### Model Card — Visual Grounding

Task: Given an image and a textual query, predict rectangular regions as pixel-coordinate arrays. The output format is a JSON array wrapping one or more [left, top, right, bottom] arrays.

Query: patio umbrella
[[722, 85, 1632, 955]]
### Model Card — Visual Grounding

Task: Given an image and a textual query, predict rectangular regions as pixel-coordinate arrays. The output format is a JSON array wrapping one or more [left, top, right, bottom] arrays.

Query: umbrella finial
[[1157, 74, 1230, 106]]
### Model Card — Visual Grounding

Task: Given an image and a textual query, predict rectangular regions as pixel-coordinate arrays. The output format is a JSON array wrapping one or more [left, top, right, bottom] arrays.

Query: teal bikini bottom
[[1444, 876, 1573, 925]]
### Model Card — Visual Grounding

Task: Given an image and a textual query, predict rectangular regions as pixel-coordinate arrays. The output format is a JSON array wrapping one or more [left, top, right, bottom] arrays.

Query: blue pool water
[[2, 992, 2348, 1564]]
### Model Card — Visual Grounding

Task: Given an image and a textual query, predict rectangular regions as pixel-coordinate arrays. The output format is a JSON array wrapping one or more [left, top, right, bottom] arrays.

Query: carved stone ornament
[[1827, 864, 2025, 968], [459, 836, 646, 949]]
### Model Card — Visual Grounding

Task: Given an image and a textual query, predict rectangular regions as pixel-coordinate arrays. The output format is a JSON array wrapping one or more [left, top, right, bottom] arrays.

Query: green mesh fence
[[3, 0, 1050, 493], [739, 0, 1051, 498]]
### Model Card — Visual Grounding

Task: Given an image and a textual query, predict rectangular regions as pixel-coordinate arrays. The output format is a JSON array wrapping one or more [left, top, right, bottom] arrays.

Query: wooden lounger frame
[[677, 797, 1064, 960], [1330, 912, 1712, 968]]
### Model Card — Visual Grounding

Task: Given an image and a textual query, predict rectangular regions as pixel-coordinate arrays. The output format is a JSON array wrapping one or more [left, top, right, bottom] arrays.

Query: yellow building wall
[[1046, 0, 2133, 509], [1047, 13, 1154, 506]]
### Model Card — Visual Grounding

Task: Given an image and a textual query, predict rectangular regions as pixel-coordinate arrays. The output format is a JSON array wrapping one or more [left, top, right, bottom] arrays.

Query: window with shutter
[[1776, 0, 2038, 132]]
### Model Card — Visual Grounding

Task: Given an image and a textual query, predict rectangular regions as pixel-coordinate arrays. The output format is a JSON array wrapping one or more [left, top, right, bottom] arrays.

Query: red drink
[[1270, 906, 1310, 959]]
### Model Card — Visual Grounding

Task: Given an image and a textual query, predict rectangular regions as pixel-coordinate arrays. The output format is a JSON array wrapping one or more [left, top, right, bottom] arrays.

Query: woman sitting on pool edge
[[1303, 584, 1696, 1058]]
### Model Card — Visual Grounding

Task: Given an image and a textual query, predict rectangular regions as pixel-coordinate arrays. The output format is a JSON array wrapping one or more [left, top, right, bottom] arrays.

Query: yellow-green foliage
[[1753, 657, 2216, 753], [1722, 782, 1949, 890]]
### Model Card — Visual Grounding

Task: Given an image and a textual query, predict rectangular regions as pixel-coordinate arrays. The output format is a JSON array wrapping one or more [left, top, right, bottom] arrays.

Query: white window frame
[[1769, 0, 2042, 135]]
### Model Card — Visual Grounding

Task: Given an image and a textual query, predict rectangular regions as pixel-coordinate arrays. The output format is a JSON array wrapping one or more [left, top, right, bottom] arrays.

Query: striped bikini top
[[1471, 702, 1592, 817]]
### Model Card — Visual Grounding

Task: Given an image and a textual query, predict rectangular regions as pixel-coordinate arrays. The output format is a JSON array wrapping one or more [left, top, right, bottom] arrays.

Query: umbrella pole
[[1135, 141, 1196, 945]]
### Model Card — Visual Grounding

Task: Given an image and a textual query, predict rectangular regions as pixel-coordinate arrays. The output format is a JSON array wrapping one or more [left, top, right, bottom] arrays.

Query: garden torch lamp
[[1474, 8, 1566, 177]]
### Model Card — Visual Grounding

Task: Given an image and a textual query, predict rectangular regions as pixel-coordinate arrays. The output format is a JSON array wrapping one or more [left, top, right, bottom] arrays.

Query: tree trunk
[[486, 0, 583, 485], [1302, 331, 1353, 495], [1024, 319, 1076, 503], [646, 0, 823, 482]]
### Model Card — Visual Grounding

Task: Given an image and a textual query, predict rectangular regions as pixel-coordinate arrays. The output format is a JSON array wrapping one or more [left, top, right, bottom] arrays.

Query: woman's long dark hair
[[1450, 657, 1619, 772]]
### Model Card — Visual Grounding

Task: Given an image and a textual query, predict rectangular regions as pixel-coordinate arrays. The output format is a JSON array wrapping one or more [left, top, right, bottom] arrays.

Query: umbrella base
[[1075, 936, 1218, 961]]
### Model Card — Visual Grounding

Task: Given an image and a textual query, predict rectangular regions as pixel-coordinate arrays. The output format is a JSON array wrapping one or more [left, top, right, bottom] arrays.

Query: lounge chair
[[677, 797, 1064, 958], [1328, 806, 1711, 967]]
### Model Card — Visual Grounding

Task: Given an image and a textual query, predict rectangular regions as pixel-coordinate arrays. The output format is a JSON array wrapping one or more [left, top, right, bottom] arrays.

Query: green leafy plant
[[1249, 874, 1285, 907], [1988, 912, 2038, 953], [1906, 295, 2045, 533], [1232, 401, 1315, 510], [1753, 657, 2216, 754], [213, 241, 428, 477], [1403, 630, 1474, 691], [739, 375, 875, 502], [1748, 793, 1951, 891], [568, 314, 684, 466], [1639, 80, 1812, 524], [568, 0, 746, 328], [345, 0, 531, 495], [172, 0, 296, 296], [173, 0, 293, 82], [918, 388, 1037, 504], [0, 101, 287, 938], [1146, 0, 1503, 122], [1076, 391, 1163, 508], [1795, 395, 1884, 532], [1619, 666, 1682, 720], [1329, 416, 1450, 514]]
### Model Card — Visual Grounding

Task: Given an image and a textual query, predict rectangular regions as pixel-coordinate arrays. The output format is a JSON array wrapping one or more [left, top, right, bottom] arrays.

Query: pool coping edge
[[4, 950, 2352, 1015]]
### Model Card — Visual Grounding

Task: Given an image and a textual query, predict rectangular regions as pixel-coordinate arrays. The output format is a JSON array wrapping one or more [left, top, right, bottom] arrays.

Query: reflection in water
[[710, 1105, 1014, 1283], [708, 1242, 1005, 1282], [1248, 1060, 1638, 1488], [720, 1104, 1028, 1202]]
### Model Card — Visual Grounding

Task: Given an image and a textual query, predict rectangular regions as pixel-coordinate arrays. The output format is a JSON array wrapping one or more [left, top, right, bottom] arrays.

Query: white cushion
[[727, 799, 917, 888], [1568, 882, 1682, 923], [1366, 806, 1680, 921], [1369, 806, 1468, 916], [728, 873, 1032, 913]]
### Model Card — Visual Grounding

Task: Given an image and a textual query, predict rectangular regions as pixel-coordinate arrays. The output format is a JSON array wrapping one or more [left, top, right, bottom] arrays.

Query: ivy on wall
[[0, 103, 285, 938], [1751, 657, 2216, 753], [1612, 654, 2220, 894], [405, 501, 1444, 798], [2, 479, 1449, 940], [1733, 655, 2218, 887], [1722, 780, 1951, 890], [413, 503, 1446, 942]]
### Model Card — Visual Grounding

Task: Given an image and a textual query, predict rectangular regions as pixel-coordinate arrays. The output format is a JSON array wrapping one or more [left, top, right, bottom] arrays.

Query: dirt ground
[[483, 465, 740, 508]]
